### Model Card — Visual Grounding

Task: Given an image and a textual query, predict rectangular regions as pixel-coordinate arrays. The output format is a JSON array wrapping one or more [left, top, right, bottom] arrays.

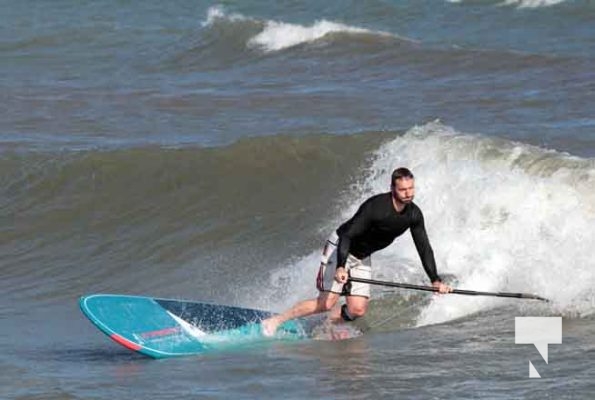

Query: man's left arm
[[410, 207, 452, 293]]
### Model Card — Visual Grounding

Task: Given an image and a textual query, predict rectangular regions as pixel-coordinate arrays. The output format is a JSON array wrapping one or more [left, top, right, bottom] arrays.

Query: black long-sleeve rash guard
[[336, 192, 441, 283]]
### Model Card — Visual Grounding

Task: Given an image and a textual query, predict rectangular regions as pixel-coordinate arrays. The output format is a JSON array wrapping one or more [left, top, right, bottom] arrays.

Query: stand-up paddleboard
[[80, 294, 361, 358]]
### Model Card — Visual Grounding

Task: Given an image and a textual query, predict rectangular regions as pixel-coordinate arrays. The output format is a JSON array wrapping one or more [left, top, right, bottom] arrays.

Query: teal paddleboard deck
[[79, 294, 308, 358]]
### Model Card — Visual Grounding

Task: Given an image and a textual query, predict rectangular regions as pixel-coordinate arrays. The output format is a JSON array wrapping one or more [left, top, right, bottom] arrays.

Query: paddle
[[348, 277, 550, 302]]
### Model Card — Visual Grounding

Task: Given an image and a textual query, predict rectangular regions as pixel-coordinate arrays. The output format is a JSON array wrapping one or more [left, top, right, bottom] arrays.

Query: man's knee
[[350, 304, 367, 317], [341, 304, 366, 321]]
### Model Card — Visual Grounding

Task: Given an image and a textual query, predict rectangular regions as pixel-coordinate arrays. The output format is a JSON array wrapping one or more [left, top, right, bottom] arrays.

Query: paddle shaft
[[348, 277, 549, 302]]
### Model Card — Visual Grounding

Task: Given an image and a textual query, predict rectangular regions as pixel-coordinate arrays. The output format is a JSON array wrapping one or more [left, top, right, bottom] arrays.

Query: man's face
[[392, 177, 415, 204]]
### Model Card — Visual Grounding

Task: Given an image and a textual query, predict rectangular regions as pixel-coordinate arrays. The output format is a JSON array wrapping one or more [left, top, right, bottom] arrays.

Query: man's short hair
[[391, 167, 414, 186]]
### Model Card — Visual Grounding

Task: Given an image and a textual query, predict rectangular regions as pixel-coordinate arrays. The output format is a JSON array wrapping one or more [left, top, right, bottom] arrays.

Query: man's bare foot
[[261, 316, 280, 337]]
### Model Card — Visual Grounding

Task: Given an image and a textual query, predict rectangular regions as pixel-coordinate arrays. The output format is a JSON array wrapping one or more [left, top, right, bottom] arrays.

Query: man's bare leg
[[262, 291, 340, 336]]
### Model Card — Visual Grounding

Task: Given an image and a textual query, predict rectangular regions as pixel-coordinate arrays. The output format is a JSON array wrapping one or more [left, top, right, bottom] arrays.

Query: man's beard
[[393, 191, 414, 204]]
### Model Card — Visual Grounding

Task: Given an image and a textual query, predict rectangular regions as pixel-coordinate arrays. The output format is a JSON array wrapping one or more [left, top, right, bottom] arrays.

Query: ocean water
[[1, 1, 595, 398]]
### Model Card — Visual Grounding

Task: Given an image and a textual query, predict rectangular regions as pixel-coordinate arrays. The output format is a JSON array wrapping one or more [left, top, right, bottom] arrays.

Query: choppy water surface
[[2, 1, 594, 398]]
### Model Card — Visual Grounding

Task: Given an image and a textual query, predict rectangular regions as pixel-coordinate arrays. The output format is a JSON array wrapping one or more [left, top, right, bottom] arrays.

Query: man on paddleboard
[[262, 167, 452, 336]]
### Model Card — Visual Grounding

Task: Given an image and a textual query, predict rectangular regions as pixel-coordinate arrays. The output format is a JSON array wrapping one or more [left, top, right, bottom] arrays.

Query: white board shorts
[[315, 232, 372, 298]]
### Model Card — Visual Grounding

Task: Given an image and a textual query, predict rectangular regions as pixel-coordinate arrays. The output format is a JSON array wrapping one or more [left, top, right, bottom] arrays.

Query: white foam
[[499, 0, 567, 8], [248, 19, 384, 52], [201, 5, 248, 27]]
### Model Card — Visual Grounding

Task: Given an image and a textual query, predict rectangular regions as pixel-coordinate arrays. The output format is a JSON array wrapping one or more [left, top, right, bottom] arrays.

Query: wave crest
[[201, 5, 397, 53]]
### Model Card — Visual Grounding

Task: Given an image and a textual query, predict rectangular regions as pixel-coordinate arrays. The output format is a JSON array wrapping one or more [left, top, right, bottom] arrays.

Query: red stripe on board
[[139, 326, 181, 339], [110, 334, 142, 351]]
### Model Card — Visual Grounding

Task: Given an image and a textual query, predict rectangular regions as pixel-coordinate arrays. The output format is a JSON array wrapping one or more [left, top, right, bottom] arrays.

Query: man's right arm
[[336, 199, 374, 269]]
